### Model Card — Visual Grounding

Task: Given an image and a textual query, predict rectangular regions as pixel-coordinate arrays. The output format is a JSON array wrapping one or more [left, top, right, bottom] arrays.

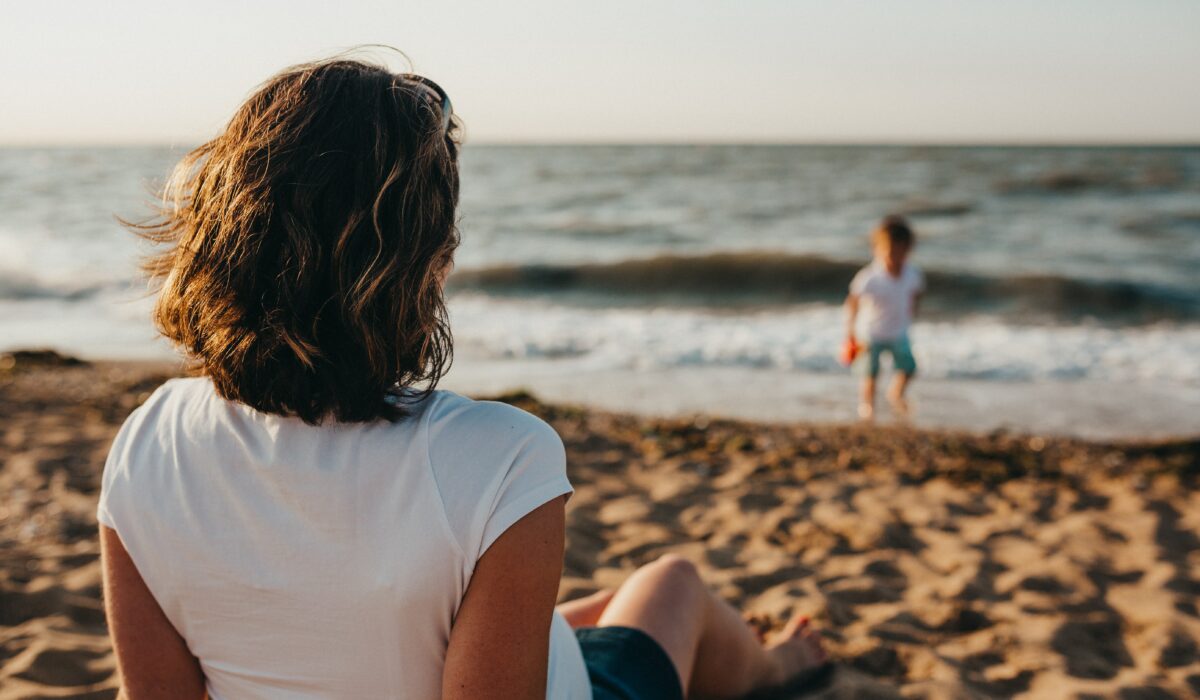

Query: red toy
[[839, 338, 860, 367]]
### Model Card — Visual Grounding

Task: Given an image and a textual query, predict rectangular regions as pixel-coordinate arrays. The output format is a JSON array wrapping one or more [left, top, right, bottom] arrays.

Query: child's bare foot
[[886, 390, 910, 418], [857, 402, 874, 421], [764, 614, 828, 687]]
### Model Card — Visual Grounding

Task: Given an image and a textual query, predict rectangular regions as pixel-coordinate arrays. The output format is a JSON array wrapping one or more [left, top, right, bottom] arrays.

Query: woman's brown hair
[[130, 56, 461, 424]]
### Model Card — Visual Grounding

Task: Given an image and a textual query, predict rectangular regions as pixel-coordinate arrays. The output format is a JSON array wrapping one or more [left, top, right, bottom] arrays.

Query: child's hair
[[871, 215, 916, 248], [129, 56, 462, 424]]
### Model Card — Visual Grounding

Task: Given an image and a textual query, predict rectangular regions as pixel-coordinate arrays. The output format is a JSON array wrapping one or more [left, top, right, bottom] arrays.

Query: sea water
[[2, 145, 1198, 436]]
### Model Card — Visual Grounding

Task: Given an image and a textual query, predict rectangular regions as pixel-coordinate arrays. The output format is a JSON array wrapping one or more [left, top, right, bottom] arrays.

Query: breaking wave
[[449, 252, 1200, 324]]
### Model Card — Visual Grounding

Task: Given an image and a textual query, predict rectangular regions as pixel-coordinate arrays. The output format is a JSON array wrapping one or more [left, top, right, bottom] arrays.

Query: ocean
[[2, 145, 1199, 437]]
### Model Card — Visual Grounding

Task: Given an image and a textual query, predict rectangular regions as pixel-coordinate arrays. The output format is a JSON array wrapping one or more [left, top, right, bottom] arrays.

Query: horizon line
[[2, 138, 1199, 149]]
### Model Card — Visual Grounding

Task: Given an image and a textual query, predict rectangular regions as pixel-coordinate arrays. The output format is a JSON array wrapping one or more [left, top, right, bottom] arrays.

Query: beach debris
[[0, 349, 88, 373]]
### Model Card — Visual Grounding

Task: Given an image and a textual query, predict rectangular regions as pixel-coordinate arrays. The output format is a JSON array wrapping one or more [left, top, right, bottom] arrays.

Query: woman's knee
[[638, 554, 702, 595]]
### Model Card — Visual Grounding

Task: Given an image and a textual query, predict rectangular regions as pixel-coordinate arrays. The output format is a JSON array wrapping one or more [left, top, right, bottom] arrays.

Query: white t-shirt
[[849, 261, 924, 342], [97, 378, 590, 700]]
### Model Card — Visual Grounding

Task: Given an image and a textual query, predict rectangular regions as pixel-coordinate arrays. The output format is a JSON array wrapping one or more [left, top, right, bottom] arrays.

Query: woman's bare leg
[[556, 588, 615, 628], [596, 555, 825, 698]]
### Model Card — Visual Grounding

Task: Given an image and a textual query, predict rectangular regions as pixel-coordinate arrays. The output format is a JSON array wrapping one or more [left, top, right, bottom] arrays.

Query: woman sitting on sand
[[98, 55, 826, 699]]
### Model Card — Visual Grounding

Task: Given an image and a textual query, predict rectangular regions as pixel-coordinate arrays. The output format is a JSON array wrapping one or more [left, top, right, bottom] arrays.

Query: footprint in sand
[[1051, 617, 1134, 680], [12, 645, 113, 687]]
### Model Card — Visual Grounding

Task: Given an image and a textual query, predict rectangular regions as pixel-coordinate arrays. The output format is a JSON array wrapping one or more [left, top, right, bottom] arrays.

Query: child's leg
[[859, 377, 876, 419], [857, 344, 882, 419], [886, 338, 917, 415], [886, 373, 911, 415], [595, 554, 825, 698]]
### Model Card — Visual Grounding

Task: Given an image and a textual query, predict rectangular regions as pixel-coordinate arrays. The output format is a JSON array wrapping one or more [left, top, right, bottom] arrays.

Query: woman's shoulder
[[129, 375, 220, 416], [109, 377, 210, 441], [425, 390, 562, 449], [98, 377, 218, 529], [423, 390, 570, 563]]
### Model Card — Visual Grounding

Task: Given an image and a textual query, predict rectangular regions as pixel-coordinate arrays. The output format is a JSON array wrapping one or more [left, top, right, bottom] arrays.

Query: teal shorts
[[856, 336, 917, 378]]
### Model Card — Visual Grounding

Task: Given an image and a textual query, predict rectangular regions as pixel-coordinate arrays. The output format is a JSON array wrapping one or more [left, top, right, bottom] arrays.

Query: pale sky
[[3, 0, 1198, 145]]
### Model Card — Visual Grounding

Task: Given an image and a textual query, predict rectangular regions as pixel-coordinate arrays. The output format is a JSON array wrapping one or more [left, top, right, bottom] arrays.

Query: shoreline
[[5, 348, 1198, 442], [2, 356, 1199, 697], [445, 360, 1200, 443]]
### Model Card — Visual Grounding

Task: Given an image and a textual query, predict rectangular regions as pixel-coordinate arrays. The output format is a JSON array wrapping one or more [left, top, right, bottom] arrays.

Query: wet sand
[[442, 360, 1200, 442], [1, 352, 1198, 698]]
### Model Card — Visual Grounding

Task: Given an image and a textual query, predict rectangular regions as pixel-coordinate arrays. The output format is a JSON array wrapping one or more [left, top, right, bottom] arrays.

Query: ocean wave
[[447, 297, 1200, 385], [995, 164, 1192, 195], [894, 200, 973, 218], [1121, 212, 1200, 239], [0, 274, 109, 302], [447, 253, 1200, 324]]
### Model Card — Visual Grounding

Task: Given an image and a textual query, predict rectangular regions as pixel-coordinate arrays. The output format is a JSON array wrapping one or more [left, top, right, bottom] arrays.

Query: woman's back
[[99, 377, 587, 699]]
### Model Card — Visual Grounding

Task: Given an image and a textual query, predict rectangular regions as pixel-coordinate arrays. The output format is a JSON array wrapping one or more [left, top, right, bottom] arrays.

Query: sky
[[2, 0, 1198, 145]]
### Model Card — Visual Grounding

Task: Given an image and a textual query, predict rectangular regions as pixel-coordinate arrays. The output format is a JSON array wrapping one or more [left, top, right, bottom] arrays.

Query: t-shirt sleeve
[[96, 449, 121, 529], [426, 396, 572, 572], [96, 403, 148, 531], [910, 265, 925, 293], [849, 267, 870, 296], [476, 422, 569, 557]]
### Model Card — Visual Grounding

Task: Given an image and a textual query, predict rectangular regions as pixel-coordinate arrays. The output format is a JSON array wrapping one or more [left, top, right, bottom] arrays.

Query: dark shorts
[[575, 626, 684, 700]]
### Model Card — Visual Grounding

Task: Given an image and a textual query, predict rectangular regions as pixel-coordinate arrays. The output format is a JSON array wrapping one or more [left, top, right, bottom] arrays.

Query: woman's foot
[[764, 614, 828, 687], [744, 612, 773, 643]]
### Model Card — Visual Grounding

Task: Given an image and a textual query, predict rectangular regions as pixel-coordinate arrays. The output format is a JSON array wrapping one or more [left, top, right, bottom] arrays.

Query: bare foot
[[857, 402, 874, 421], [886, 391, 910, 418], [744, 612, 773, 643], [764, 614, 828, 687]]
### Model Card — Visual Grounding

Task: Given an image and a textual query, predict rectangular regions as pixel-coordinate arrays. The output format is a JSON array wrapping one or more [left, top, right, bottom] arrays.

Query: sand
[[441, 361, 1200, 442], [1, 351, 1198, 699]]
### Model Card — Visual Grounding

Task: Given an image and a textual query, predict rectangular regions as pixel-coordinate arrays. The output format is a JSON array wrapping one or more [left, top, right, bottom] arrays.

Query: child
[[844, 215, 924, 420]]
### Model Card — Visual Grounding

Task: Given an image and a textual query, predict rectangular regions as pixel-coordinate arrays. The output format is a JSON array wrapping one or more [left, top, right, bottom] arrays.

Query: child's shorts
[[856, 336, 917, 377], [576, 626, 684, 700]]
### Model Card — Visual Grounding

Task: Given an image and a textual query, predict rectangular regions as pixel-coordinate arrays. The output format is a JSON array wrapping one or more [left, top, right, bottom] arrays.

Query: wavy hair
[[129, 57, 461, 423]]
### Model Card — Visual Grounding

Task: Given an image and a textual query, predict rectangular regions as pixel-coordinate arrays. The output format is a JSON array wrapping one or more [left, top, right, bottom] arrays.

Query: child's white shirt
[[850, 260, 924, 342]]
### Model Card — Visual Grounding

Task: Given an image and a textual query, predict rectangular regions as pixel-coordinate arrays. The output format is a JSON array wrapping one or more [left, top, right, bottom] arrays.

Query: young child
[[845, 215, 924, 420]]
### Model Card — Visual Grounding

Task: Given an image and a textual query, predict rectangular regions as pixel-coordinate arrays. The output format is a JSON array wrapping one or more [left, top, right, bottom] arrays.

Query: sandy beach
[[1, 351, 1198, 699]]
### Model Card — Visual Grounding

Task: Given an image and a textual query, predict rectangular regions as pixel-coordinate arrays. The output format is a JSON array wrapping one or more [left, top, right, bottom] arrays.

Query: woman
[[99, 56, 827, 699]]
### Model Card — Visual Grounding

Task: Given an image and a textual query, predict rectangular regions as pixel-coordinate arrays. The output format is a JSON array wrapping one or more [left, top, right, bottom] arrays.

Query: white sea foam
[[448, 295, 1200, 385], [0, 226, 135, 300]]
